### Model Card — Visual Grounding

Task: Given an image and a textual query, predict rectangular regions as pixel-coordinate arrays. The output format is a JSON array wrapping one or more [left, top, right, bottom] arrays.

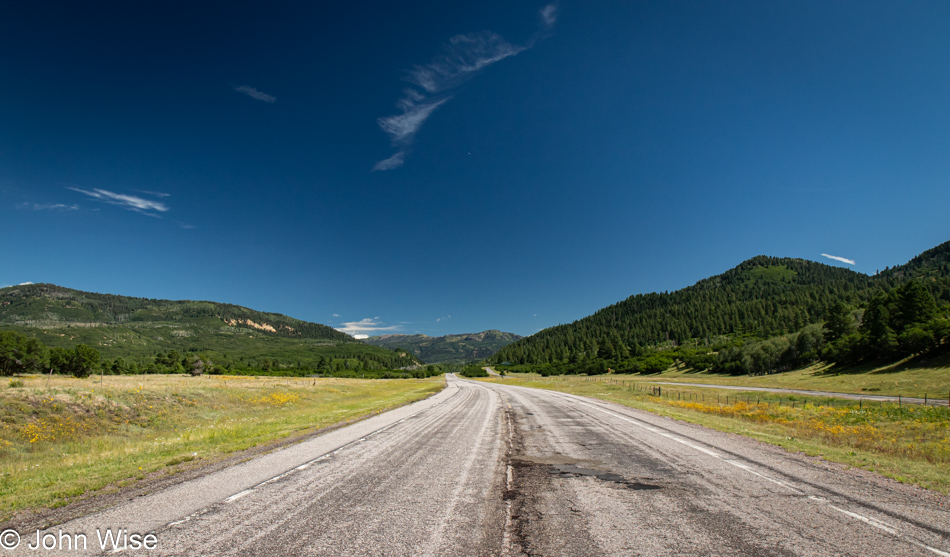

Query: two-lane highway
[[22, 375, 949, 556]]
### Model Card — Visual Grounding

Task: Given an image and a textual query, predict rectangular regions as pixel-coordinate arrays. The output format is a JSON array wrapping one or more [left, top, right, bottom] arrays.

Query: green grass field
[[626, 351, 950, 400], [0, 374, 443, 522], [484, 371, 950, 493]]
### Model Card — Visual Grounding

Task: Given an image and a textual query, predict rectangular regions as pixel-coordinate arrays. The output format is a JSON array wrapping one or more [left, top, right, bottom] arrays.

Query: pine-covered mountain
[[491, 240, 950, 368], [365, 330, 522, 364], [0, 284, 418, 373]]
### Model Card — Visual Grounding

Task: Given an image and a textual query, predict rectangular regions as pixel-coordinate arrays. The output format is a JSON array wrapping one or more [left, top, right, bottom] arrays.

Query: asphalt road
[[19, 375, 949, 556]]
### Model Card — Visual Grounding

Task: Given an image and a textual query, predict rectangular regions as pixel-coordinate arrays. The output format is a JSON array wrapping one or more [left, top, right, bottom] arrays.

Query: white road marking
[[827, 504, 899, 535], [807, 496, 950, 555], [911, 541, 950, 557], [570, 398, 721, 458], [223, 489, 254, 503], [724, 460, 803, 493]]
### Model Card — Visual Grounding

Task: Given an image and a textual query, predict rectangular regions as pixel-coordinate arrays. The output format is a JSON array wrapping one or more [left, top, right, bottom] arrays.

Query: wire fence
[[564, 375, 950, 409]]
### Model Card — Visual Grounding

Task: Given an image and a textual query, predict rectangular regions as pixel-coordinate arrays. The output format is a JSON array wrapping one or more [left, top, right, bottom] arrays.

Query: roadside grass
[[629, 352, 950, 399], [0, 374, 443, 522], [483, 375, 950, 493]]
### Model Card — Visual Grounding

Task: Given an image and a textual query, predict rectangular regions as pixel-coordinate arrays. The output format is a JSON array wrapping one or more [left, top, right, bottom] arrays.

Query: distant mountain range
[[365, 330, 522, 364]]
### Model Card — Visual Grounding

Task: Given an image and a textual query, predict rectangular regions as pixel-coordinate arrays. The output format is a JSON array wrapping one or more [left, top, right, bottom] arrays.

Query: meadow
[[485, 374, 950, 493], [627, 352, 950, 400], [0, 373, 443, 522]]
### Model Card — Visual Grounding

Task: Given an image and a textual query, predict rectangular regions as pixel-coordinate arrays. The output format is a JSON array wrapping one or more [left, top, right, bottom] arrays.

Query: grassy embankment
[[631, 351, 950, 400], [0, 374, 443, 522], [482, 366, 950, 493]]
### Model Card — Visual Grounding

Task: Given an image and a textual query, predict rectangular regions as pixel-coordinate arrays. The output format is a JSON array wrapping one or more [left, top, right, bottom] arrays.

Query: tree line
[[0, 331, 440, 379]]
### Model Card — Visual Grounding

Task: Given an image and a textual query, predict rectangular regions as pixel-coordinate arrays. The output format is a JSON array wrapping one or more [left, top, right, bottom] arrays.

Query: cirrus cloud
[[18, 202, 78, 211], [67, 187, 169, 216], [373, 4, 558, 170], [233, 85, 276, 103], [335, 317, 402, 339], [821, 253, 856, 265]]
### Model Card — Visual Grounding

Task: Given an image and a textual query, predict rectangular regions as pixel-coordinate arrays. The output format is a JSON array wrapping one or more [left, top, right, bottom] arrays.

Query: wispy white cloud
[[233, 85, 276, 103], [19, 282, 34, 286], [406, 33, 524, 95], [135, 189, 171, 198], [373, 5, 557, 170], [539, 4, 558, 29], [435, 314, 452, 323], [67, 187, 169, 215], [335, 317, 402, 338], [332, 313, 341, 318], [372, 151, 406, 171], [378, 98, 450, 145], [821, 253, 856, 265], [18, 202, 79, 211]]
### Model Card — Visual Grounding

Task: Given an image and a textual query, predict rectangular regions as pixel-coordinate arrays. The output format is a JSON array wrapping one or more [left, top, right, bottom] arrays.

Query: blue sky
[[2, 1, 948, 338]]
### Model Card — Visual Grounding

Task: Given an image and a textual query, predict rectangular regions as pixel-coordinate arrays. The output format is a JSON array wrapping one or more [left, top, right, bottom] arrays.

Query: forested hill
[[878, 240, 950, 281], [0, 283, 351, 342], [0, 284, 428, 375], [490, 241, 950, 367], [365, 330, 522, 364]]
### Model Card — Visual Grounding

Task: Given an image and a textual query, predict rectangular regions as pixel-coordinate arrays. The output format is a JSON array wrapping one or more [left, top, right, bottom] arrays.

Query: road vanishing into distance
[[22, 375, 950, 556]]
